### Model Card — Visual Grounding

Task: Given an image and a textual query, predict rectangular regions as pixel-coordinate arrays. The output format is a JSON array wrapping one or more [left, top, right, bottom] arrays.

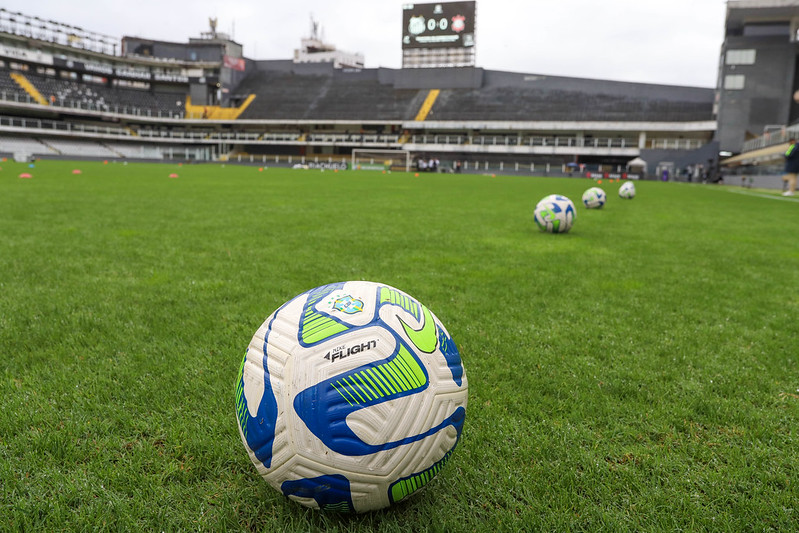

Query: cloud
[[0, 0, 727, 86]]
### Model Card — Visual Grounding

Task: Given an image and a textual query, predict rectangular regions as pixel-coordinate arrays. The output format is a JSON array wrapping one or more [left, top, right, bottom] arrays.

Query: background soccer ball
[[619, 181, 636, 199], [534, 195, 576, 233], [582, 187, 607, 209], [236, 281, 468, 513]]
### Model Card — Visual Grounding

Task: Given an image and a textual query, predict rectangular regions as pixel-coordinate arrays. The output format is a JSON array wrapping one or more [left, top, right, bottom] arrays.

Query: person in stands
[[782, 138, 799, 196]]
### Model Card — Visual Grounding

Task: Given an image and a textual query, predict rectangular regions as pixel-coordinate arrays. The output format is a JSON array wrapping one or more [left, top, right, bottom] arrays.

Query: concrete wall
[[392, 67, 484, 89], [641, 141, 720, 178], [717, 34, 799, 152], [481, 70, 713, 102], [123, 37, 226, 62]]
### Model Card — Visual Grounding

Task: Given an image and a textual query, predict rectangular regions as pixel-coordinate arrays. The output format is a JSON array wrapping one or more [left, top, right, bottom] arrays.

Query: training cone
[[169, 173, 179, 178], [72, 169, 82, 174], [19, 173, 32, 178]]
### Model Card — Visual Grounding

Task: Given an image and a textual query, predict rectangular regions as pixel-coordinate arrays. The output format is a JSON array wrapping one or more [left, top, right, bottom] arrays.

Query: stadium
[[1, 1, 798, 530], [0, 3, 722, 178]]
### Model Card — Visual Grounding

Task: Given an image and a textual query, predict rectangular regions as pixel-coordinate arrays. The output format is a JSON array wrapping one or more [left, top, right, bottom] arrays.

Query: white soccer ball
[[581, 187, 607, 209], [619, 181, 636, 199], [535, 193, 569, 209], [534, 195, 576, 233], [236, 281, 468, 513]]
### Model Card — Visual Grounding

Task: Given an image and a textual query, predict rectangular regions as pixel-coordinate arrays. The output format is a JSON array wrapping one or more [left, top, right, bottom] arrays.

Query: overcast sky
[[3, 0, 728, 87]]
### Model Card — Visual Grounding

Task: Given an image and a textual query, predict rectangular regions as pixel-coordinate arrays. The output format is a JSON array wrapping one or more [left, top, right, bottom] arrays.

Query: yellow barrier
[[185, 94, 256, 120], [414, 89, 440, 121], [10, 73, 48, 105]]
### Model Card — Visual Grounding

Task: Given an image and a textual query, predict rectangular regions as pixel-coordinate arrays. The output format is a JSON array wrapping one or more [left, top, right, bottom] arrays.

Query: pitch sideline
[[722, 187, 799, 203]]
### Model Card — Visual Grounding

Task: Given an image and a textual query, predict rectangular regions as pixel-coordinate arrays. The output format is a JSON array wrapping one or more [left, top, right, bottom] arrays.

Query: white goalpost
[[351, 149, 411, 172]]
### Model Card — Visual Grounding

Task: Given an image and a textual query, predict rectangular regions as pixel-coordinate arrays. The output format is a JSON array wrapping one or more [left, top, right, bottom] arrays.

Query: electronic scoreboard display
[[402, 2, 476, 49]]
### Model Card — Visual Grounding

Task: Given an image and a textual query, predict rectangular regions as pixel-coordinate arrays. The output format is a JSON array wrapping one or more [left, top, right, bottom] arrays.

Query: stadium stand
[[0, 9, 722, 176], [0, 136, 53, 157], [0, 69, 28, 100], [234, 62, 714, 123], [0, 134, 172, 160], [104, 142, 164, 159], [430, 87, 712, 122], [1, 69, 185, 117], [236, 62, 425, 121], [43, 139, 120, 158]]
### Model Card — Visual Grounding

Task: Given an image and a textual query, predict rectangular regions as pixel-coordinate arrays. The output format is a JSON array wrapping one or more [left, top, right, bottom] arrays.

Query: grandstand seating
[[236, 68, 425, 121], [105, 142, 164, 159], [0, 70, 28, 101], [430, 88, 712, 122], [0, 135, 166, 160], [233, 64, 714, 123], [0, 136, 53, 156], [0, 69, 185, 117], [1, 61, 715, 126], [0, 52, 717, 173], [43, 139, 120, 158]]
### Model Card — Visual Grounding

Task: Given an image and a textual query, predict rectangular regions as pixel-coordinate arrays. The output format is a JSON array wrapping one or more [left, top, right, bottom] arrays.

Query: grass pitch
[[1, 160, 798, 531]]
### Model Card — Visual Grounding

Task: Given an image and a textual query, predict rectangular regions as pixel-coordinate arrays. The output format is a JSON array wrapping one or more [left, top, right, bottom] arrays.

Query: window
[[725, 49, 756, 65], [743, 23, 790, 37], [724, 74, 745, 90]]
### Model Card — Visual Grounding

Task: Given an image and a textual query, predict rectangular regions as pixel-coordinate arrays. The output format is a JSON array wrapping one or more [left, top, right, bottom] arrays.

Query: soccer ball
[[536, 193, 569, 209], [581, 187, 607, 209], [619, 181, 636, 199], [235, 281, 468, 513], [534, 195, 576, 233]]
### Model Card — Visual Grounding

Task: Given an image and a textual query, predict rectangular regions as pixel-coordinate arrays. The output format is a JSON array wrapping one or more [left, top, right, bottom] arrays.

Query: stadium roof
[[726, 0, 799, 25], [722, 141, 790, 165]]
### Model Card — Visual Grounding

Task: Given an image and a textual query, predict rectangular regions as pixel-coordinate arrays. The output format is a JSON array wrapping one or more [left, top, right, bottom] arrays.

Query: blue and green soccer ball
[[236, 281, 468, 512], [582, 187, 606, 208], [619, 181, 636, 199], [534, 195, 576, 233]]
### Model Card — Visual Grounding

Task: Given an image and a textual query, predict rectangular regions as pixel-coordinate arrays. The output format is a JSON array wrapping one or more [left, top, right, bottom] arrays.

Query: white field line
[[722, 188, 799, 203]]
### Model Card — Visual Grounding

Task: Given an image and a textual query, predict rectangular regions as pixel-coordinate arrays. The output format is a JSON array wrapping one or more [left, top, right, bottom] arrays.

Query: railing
[[741, 124, 799, 152], [0, 104, 708, 157], [645, 138, 704, 150], [0, 114, 707, 154], [0, 114, 393, 146], [261, 133, 302, 142], [0, 114, 130, 136], [409, 134, 701, 150], [306, 133, 400, 144]]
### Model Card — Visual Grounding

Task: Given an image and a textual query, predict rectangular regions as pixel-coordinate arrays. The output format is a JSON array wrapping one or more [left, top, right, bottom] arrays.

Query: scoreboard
[[402, 2, 476, 50]]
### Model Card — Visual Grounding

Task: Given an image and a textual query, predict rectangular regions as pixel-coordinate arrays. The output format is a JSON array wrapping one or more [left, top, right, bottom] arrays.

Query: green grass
[[1, 159, 797, 531]]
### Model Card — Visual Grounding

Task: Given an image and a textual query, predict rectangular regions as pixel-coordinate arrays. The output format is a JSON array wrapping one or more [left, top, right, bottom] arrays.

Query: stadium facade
[[0, 3, 793, 181], [717, 0, 799, 151], [717, 0, 799, 186]]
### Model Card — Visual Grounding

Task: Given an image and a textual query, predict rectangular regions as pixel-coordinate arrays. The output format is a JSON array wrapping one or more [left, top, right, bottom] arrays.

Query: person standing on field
[[782, 138, 799, 196]]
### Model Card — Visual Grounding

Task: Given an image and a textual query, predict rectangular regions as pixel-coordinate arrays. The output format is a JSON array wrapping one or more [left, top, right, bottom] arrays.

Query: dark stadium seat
[[0, 69, 29, 101], [429, 88, 712, 122]]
